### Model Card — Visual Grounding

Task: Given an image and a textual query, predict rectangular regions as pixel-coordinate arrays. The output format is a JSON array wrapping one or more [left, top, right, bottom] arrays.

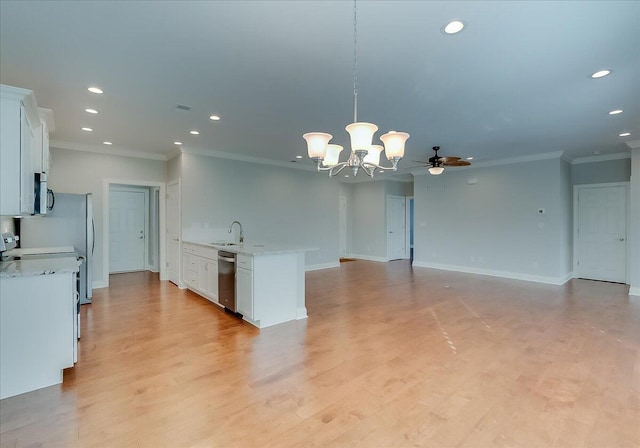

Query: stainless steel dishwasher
[[218, 250, 237, 312]]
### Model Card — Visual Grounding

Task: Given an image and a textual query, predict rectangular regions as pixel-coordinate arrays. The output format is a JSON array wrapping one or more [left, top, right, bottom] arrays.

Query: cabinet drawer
[[194, 245, 217, 260], [183, 244, 198, 255], [237, 254, 253, 270]]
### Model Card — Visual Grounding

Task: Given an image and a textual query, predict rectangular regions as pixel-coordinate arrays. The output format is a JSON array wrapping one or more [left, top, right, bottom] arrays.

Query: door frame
[[573, 182, 630, 283], [108, 185, 150, 274], [405, 196, 413, 260], [103, 179, 166, 288], [166, 179, 182, 287], [386, 194, 406, 261], [338, 195, 347, 258]]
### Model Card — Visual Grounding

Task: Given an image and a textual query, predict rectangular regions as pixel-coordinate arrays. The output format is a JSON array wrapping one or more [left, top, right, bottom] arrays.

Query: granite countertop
[[0, 255, 82, 278], [183, 240, 317, 256]]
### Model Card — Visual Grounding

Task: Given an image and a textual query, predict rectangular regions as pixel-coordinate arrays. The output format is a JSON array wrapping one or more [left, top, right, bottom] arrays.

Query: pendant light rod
[[352, 0, 358, 123]]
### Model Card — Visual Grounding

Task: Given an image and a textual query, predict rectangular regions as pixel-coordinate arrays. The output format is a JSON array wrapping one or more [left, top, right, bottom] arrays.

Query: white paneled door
[[166, 181, 180, 285], [387, 195, 406, 261], [110, 190, 146, 273], [576, 185, 627, 283]]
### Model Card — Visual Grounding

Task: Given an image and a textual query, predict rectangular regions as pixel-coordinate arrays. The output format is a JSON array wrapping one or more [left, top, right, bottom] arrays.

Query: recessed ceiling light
[[85, 108, 98, 114], [466, 157, 474, 160], [174, 141, 182, 145], [209, 115, 221, 121], [295, 155, 302, 159], [81, 127, 93, 132], [379, 170, 385, 173], [190, 130, 199, 135], [344, 175, 349, 178], [103, 141, 112, 145], [591, 70, 611, 78], [609, 109, 623, 115], [619, 132, 631, 137], [88, 87, 103, 94], [443, 20, 465, 34]]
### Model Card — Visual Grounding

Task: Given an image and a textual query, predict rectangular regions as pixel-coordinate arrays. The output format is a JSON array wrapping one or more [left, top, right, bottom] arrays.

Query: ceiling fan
[[415, 146, 471, 175]]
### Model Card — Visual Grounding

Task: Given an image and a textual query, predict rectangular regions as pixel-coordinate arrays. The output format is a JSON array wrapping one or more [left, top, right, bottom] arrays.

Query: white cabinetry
[[0, 272, 75, 399], [0, 85, 52, 216], [182, 243, 218, 303], [236, 255, 253, 319]]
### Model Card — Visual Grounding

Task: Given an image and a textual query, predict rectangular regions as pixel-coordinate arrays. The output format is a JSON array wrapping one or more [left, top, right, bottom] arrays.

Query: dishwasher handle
[[219, 256, 236, 263]]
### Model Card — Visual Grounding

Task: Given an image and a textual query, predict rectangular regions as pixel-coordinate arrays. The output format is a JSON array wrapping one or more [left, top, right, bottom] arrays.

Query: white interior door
[[576, 185, 627, 282], [339, 196, 347, 257], [109, 190, 146, 273], [166, 181, 180, 285], [387, 195, 406, 261]]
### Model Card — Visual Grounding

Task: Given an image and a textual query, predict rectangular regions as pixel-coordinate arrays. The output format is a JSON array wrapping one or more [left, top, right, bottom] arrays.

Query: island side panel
[[253, 253, 298, 328], [0, 272, 74, 399]]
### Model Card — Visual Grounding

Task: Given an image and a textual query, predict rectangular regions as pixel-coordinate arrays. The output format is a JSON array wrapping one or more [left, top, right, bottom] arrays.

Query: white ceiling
[[1, 1, 639, 178]]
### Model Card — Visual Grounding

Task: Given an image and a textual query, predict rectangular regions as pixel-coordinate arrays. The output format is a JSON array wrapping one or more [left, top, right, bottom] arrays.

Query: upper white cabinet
[[0, 85, 52, 216]]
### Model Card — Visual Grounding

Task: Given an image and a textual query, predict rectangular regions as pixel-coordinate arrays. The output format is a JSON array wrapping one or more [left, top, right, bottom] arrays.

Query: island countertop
[[0, 255, 82, 278], [182, 240, 317, 256]]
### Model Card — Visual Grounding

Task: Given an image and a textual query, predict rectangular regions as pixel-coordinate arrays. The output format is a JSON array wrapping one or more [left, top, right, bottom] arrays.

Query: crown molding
[[50, 140, 170, 161], [180, 147, 316, 172], [626, 139, 640, 149], [571, 152, 631, 165], [410, 150, 565, 176]]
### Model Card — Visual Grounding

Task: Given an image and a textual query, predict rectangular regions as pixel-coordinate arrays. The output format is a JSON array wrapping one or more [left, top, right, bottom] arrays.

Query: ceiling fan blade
[[439, 156, 461, 163], [443, 160, 471, 166]]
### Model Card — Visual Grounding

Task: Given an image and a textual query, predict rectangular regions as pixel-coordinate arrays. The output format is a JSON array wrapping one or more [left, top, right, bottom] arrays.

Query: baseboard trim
[[296, 307, 308, 320], [629, 286, 640, 297], [306, 262, 340, 271], [346, 254, 390, 263], [92, 280, 108, 289], [412, 261, 572, 286]]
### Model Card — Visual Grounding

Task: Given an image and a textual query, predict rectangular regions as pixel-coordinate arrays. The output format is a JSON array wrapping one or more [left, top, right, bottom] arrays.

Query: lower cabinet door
[[236, 267, 253, 319], [200, 259, 218, 301]]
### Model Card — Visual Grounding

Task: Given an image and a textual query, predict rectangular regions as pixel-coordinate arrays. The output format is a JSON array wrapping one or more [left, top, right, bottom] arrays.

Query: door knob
[[139, 236, 144, 239], [619, 237, 625, 241]]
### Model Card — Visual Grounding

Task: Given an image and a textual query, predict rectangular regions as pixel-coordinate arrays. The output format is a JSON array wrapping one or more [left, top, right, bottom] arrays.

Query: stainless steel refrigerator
[[19, 193, 94, 304]]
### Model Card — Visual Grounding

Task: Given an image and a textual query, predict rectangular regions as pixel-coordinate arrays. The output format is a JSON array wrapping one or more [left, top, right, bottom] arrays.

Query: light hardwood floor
[[1, 261, 639, 447]]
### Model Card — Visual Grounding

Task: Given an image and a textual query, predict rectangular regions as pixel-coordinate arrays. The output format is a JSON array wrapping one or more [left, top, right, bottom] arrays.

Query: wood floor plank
[[1, 264, 639, 447]]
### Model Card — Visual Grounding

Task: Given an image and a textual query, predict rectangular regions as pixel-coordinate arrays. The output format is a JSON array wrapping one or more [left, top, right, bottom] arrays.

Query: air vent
[[175, 104, 191, 112]]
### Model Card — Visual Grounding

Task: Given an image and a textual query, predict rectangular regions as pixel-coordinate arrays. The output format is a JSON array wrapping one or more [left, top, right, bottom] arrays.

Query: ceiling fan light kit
[[419, 146, 472, 175], [303, 0, 409, 178]]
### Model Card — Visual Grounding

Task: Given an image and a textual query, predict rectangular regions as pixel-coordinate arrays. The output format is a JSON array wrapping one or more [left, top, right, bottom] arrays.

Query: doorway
[[339, 196, 347, 258], [103, 179, 166, 288], [109, 186, 148, 273], [574, 183, 629, 283]]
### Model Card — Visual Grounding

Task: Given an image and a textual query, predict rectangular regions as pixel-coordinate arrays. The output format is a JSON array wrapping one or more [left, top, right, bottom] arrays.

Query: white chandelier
[[303, 0, 409, 178]]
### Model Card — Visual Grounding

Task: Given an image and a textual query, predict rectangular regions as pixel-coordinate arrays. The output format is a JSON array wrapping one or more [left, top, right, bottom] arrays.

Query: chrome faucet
[[229, 220, 244, 244]]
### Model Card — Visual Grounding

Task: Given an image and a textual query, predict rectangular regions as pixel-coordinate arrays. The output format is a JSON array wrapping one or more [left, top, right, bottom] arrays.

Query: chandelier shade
[[345, 122, 378, 152], [380, 131, 409, 159], [303, 132, 332, 159], [363, 145, 382, 166], [322, 144, 344, 167]]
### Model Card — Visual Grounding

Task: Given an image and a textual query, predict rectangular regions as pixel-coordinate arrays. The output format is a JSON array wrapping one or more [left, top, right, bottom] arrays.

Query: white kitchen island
[[0, 255, 80, 399], [182, 241, 314, 329]]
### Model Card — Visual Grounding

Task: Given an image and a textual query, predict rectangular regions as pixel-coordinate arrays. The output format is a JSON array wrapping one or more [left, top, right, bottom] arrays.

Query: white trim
[[296, 307, 308, 320], [346, 254, 390, 262], [629, 286, 640, 297], [92, 280, 108, 290], [626, 139, 640, 150], [103, 178, 167, 288], [306, 262, 340, 271], [405, 196, 413, 259], [571, 153, 631, 165], [411, 151, 564, 176], [180, 147, 316, 172], [51, 140, 169, 161], [573, 182, 630, 283], [412, 261, 572, 286], [166, 179, 182, 287]]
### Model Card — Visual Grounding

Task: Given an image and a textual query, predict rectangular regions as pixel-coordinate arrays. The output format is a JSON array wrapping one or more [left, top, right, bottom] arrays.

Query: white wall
[[629, 148, 640, 295], [413, 158, 572, 284], [180, 153, 340, 268], [48, 147, 166, 287], [572, 158, 631, 185]]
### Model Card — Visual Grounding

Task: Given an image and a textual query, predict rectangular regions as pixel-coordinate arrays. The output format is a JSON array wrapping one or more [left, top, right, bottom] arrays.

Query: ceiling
[[1, 1, 639, 180]]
